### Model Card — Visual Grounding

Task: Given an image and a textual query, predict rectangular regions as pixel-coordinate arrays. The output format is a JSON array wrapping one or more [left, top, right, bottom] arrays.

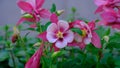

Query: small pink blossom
[[46, 20, 74, 48], [17, 0, 51, 27], [69, 20, 101, 49], [25, 43, 44, 68]]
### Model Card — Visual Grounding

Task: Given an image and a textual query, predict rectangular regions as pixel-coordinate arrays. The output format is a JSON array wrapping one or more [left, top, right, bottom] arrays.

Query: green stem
[[9, 50, 17, 68], [5, 29, 8, 41], [39, 23, 43, 33]]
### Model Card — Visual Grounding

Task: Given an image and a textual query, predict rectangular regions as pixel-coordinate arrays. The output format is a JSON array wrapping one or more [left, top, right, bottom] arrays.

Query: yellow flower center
[[56, 31, 63, 38], [81, 29, 87, 37]]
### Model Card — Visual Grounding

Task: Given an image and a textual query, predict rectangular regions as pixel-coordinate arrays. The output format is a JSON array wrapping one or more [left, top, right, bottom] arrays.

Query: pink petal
[[47, 23, 58, 33], [84, 37, 91, 44], [94, 0, 108, 6], [78, 42, 86, 49], [25, 43, 44, 68], [50, 13, 58, 24], [91, 32, 101, 48], [101, 11, 116, 23], [95, 6, 104, 13], [26, 0, 35, 8], [36, 0, 44, 9], [55, 40, 67, 48], [17, 1, 33, 13], [47, 32, 58, 43], [16, 17, 25, 26], [74, 33, 82, 42], [58, 20, 69, 32], [39, 9, 51, 19], [51, 44, 60, 52], [112, 24, 120, 29], [37, 32, 48, 42], [63, 30, 74, 43], [98, 20, 107, 26], [88, 21, 96, 30], [68, 41, 79, 46]]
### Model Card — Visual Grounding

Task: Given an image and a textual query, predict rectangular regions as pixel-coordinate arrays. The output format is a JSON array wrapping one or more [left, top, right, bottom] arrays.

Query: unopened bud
[[33, 42, 41, 47], [22, 13, 33, 18], [13, 26, 20, 35], [12, 34, 18, 43], [12, 26, 20, 43], [103, 36, 109, 42], [56, 10, 64, 16]]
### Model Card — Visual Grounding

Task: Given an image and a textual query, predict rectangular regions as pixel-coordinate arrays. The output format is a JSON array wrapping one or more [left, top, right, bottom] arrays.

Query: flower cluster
[[14, 0, 120, 68], [17, 0, 51, 28], [95, 0, 120, 30]]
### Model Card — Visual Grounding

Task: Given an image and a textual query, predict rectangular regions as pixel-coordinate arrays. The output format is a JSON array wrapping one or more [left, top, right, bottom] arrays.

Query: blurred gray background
[[0, 0, 99, 26]]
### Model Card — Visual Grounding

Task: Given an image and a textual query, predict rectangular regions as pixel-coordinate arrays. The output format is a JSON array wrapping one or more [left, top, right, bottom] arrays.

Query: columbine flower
[[98, 10, 120, 29], [72, 20, 93, 48], [25, 43, 44, 68], [94, 0, 120, 13], [46, 20, 74, 48], [17, 0, 51, 28], [70, 20, 101, 49]]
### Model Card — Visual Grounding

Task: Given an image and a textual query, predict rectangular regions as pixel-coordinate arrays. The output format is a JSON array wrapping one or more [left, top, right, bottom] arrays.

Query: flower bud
[[56, 10, 64, 16], [22, 13, 33, 18], [103, 36, 109, 42], [33, 42, 41, 47], [11, 26, 20, 43], [12, 34, 18, 43]]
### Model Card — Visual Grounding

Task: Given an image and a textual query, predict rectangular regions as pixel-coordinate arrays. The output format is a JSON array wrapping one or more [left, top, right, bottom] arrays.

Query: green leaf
[[104, 28, 111, 36], [16, 50, 26, 57], [71, 28, 82, 35], [41, 21, 51, 31], [4, 25, 9, 31], [95, 19, 99, 22], [0, 51, 9, 61], [96, 26, 108, 38], [8, 57, 24, 68], [50, 3, 56, 13], [115, 61, 120, 66]]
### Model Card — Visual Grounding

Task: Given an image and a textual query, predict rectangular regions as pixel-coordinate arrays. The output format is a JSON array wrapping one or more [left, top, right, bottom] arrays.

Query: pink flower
[[37, 32, 60, 51], [25, 43, 44, 68], [17, 0, 51, 27], [72, 20, 92, 49], [94, 0, 120, 13], [46, 20, 74, 48], [69, 20, 101, 49], [99, 10, 120, 29]]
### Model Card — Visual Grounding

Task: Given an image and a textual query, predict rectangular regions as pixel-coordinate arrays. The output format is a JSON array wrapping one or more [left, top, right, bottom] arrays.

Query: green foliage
[[50, 3, 56, 13], [71, 28, 82, 35]]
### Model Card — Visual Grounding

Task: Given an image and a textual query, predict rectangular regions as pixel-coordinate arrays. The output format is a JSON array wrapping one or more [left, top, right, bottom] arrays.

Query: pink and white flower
[[46, 20, 74, 48], [17, 0, 51, 28], [69, 20, 101, 49]]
